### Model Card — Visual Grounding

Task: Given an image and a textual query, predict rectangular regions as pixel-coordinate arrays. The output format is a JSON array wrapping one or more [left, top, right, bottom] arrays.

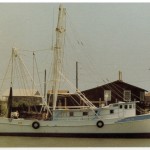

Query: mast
[[52, 4, 66, 110]]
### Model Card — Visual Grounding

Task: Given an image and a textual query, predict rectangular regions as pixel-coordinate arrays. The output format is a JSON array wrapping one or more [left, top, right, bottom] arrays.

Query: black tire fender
[[96, 120, 104, 128], [32, 121, 40, 129]]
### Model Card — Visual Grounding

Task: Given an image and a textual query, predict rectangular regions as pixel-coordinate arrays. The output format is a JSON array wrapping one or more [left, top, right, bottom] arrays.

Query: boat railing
[[49, 106, 96, 109]]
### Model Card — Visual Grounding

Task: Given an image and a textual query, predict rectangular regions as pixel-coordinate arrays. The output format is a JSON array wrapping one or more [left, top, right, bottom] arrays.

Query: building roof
[[82, 80, 148, 93], [2, 89, 41, 97]]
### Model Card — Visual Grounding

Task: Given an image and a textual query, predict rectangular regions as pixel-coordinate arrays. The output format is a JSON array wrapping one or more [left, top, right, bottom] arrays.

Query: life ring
[[32, 121, 40, 129], [96, 120, 104, 128]]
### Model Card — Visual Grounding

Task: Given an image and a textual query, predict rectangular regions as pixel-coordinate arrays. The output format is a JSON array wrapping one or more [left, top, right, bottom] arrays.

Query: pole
[[44, 69, 46, 98], [76, 61, 78, 90], [7, 87, 12, 118]]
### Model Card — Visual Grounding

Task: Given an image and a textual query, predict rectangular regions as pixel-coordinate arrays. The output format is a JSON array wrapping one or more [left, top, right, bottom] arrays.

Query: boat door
[[118, 104, 124, 118]]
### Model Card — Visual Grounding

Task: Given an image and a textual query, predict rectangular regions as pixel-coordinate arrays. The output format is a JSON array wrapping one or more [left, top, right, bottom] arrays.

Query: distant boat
[[1, 4, 150, 138]]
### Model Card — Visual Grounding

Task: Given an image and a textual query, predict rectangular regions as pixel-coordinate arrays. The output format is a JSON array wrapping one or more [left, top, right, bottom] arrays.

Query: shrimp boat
[[1, 4, 150, 138]]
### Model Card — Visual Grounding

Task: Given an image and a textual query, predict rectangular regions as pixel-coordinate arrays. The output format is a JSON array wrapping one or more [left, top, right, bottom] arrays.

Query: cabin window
[[120, 105, 122, 109], [140, 92, 144, 101], [83, 112, 88, 116], [69, 112, 74, 117], [104, 90, 111, 101], [129, 105, 132, 109], [124, 105, 128, 109], [124, 90, 131, 101], [110, 110, 114, 114], [95, 110, 98, 115]]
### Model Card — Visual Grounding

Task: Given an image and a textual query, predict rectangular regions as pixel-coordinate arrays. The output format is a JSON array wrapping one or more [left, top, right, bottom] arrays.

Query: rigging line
[[47, 64, 53, 90], [51, 6, 55, 51], [59, 70, 96, 108], [63, 16, 82, 79], [65, 29, 99, 80], [63, 33, 78, 80], [67, 24, 129, 99], [65, 24, 126, 101], [19, 59, 34, 109], [38, 49, 52, 73], [67, 11, 103, 69], [34, 53, 43, 96], [47, 55, 54, 88], [24, 48, 52, 77], [113, 82, 141, 101], [15, 57, 24, 96], [18, 56, 29, 97], [69, 95, 80, 106], [67, 12, 115, 87], [0, 54, 12, 95], [99, 81, 122, 99], [102, 78, 142, 101], [66, 12, 83, 46], [68, 44, 123, 100], [18, 52, 35, 97], [64, 10, 137, 103], [105, 79, 133, 102], [81, 77, 125, 103], [98, 76, 142, 102], [17, 57, 29, 97], [102, 81, 124, 101], [17, 54, 37, 90], [102, 76, 142, 101], [108, 82, 125, 100]]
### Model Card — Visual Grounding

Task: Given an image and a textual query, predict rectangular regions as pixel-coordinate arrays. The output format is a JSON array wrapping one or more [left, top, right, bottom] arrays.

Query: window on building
[[124, 90, 131, 101], [104, 90, 111, 101], [124, 105, 128, 109], [110, 110, 114, 114], [140, 92, 144, 101], [95, 110, 98, 114], [69, 112, 74, 117], [83, 112, 88, 116], [120, 105, 122, 109], [129, 105, 132, 109]]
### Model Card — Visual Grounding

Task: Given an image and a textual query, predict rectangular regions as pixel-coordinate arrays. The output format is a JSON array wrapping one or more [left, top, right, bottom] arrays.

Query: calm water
[[0, 136, 150, 147]]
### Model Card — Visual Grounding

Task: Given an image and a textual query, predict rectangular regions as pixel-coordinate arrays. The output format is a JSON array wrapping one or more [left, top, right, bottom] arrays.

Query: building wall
[[82, 81, 145, 108]]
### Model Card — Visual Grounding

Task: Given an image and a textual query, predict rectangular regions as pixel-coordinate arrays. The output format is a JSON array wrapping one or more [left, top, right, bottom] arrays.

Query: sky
[[0, 3, 150, 94]]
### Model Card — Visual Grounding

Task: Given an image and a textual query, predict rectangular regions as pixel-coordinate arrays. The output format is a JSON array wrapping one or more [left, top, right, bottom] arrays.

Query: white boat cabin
[[99, 101, 136, 119], [52, 101, 137, 121]]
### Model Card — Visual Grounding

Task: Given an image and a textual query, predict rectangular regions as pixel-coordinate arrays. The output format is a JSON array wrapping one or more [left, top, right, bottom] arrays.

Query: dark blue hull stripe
[[117, 114, 150, 123]]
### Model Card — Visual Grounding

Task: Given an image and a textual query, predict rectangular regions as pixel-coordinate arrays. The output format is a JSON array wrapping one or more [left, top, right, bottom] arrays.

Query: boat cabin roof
[[103, 101, 138, 108]]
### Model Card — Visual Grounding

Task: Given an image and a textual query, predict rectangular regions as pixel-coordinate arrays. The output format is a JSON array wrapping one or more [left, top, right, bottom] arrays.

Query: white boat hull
[[0, 114, 150, 137]]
